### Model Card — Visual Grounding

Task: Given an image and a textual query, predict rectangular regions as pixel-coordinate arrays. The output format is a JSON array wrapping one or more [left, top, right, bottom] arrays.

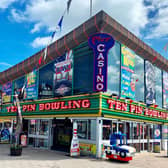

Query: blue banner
[[88, 33, 115, 92]]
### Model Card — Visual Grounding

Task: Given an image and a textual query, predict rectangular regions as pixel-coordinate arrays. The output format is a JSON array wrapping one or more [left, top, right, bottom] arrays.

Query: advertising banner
[[54, 50, 73, 97], [163, 71, 168, 108], [120, 45, 135, 99], [24, 70, 38, 100], [145, 61, 156, 105], [14, 77, 25, 101], [2, 82, 12, 103], [88, 33, 115, 92]]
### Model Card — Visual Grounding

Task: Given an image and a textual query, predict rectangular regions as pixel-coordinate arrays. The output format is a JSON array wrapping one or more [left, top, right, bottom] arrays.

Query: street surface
[[0, 144, 168, 168]]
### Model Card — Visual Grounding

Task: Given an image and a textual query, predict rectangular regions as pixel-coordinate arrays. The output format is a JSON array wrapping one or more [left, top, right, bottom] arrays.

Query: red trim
[[94, 15, 100, 32], [64, 36, 70, 51], [83, 23, 89, 38], [28, 57, 33, 71], [55, 40, 61, 56], [22, 62, 27, 75], [73, 30, 80, 45], [106, 154, 132, 162], [46, 46, 53, 61], [101, 14, 108, 31]]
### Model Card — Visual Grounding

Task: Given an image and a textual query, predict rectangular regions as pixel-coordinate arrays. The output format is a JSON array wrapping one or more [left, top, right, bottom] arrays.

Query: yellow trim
[[103, 108, 168, 121], [2, 92, 101, 105], [1, 114, 101, 119], [104, 115, 164, 124], [99, 93, 102, 116]]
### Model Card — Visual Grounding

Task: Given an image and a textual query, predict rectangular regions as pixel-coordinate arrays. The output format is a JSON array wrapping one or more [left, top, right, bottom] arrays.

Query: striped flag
[[42, 15, 64, 62], [67, 0, 72, 13]]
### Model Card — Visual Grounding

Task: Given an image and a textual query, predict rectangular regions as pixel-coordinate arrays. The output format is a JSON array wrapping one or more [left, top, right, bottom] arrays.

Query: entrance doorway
[[51, 119, 72, 153]]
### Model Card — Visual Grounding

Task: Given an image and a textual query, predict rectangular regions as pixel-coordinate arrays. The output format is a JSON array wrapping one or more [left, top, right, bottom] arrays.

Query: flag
[[41, 15, 64, 62], [57, 15, 64, 31], [163, 43, 168, 52], [67, 0, 72, 13]]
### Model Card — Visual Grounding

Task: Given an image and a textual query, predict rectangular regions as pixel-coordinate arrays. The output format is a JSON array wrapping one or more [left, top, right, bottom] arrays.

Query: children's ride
[[104, 132, 136, 162]]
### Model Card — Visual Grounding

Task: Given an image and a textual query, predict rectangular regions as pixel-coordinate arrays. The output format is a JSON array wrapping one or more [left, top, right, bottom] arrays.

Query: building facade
[[0, 11, 168, 158]]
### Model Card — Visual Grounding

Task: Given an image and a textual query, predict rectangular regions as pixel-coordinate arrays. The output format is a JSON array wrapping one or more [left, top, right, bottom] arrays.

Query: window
[[135, 55, 144, 102], [39, 62, 54, 99], [73, 42, 93, 94], [103, 120, 112, 140], [77, 119, 96, 140], [39, 120, 49, 136], [107, 41, 121, 95], [155, 67, 162, 107], [13, 76, 25, 101]]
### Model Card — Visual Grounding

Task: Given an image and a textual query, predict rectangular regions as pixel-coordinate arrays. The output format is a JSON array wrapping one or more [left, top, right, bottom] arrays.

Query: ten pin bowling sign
[[88, 33, 115, 92]]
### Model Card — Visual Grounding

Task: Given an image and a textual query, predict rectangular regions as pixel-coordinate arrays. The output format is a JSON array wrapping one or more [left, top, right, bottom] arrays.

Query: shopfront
[[102, 119, 161, 152]]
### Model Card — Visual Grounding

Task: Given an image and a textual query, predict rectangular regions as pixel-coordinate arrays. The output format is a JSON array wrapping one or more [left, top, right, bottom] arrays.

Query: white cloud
[[145, 1, 168, 39], [0, 62, 12, 67], [10, 0, 149, 48], [31, 36, 51, 48], [30, 23, 43, 33], [0, 0, 17, 9], [0, 62, 12, 72], [11, 9, 27, 22]]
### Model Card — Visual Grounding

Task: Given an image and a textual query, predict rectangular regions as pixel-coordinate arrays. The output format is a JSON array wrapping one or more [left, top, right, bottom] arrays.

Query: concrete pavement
[[0, 144, 168, 168]]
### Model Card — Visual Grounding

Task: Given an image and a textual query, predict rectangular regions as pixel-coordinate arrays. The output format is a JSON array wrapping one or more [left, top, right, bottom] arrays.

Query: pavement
[[0, 144, 168, 168]]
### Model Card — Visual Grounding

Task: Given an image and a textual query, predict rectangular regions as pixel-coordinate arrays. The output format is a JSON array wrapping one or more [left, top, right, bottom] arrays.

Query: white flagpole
[[90, 0, 92, 17]]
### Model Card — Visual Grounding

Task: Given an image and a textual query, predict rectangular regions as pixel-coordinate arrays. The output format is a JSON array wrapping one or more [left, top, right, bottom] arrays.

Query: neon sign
[[88, 33, 115, 92]]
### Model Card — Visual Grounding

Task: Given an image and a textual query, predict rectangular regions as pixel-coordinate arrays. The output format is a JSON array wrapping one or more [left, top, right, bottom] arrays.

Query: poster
[[163, 71, 168, 108], [2, 82, 12, 103], [145, 61, 156, 105], [38, 63, 53, 99], [13, 76, 25, 101], [54, 50, 73, 97], [120, 44, 135, 99], [24, 70, 38, 99]]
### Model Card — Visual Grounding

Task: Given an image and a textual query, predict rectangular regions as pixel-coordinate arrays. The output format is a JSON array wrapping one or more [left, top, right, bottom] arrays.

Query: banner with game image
[[24, 70, 38, 100], [54, 50, 73, 97], [145, 61, 156, 105], [120, 44, 135, 99], [2, 82, 12, 103], [163, 71, 168, 108]]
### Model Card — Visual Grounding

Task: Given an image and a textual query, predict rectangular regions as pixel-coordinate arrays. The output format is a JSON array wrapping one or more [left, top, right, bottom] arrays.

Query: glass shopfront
[[102, 119, 161, 153], [28, 119, 51, 149]]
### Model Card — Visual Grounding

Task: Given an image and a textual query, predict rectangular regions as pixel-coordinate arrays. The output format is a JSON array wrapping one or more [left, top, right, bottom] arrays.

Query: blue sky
[[0, 0, 168, 72]]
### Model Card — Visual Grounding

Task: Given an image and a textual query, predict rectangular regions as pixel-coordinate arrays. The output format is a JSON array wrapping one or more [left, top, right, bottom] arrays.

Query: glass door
[[28, 119, 51, 149]]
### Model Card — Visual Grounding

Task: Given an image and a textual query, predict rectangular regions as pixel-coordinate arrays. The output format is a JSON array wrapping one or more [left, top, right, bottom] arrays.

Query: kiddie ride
[[104, 132, 136, 162]]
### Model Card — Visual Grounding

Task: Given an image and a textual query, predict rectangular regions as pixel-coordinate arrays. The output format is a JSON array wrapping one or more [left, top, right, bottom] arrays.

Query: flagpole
[[90, 0, 92, 17]]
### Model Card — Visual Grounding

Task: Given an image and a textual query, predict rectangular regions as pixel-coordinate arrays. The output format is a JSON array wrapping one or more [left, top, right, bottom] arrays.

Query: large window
[[73, 42, 93, 94], [39, 62, 54, 99], [13, 76, 25, 101], [155, 67, 162, 107], [77, 119, 96, 140], [134, 55, 144, 102], [107, 41, 121, 95]]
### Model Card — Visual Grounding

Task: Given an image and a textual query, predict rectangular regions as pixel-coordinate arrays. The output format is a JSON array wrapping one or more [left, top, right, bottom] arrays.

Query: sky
[[0, 0, 168, 72]]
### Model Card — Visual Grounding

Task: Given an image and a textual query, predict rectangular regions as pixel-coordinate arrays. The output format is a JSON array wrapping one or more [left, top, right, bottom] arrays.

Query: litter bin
[[153, 142, 160, 153]]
